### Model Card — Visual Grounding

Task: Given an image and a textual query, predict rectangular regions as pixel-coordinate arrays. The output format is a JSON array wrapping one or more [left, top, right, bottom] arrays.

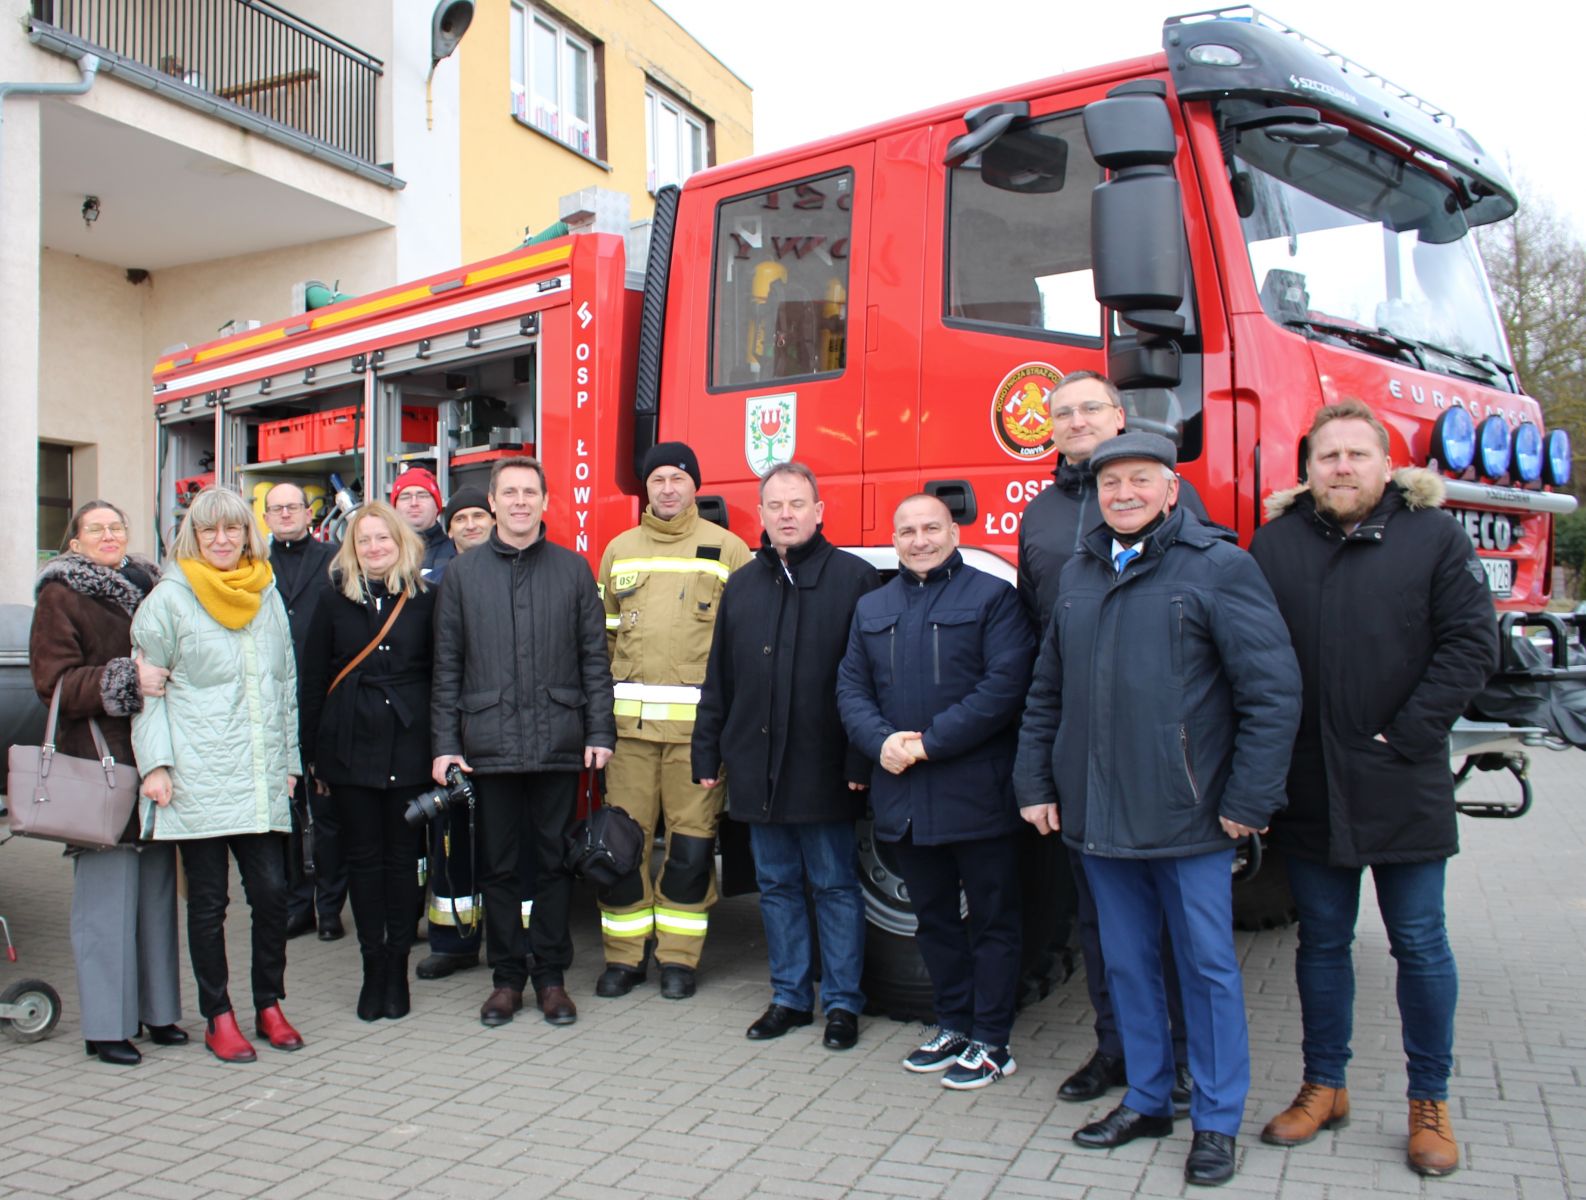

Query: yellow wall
[[457, 0, 753, 261]]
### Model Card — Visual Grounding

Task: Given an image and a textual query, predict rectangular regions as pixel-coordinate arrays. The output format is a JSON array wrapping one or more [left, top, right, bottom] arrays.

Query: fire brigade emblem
[[745, 393, 797, 477], [990, 362, 1063, 460]]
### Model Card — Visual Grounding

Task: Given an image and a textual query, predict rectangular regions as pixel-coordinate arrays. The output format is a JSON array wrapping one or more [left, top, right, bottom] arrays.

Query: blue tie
[[1114, 547, 1139, 575]]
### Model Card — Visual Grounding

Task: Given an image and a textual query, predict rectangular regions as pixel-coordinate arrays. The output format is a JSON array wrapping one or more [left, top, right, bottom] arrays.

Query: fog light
[[1512, 424, 1543, 483], [1429, 407, 1475, 472], [1477, 415, 1511, 478], [1543, 428, 1572, 486]]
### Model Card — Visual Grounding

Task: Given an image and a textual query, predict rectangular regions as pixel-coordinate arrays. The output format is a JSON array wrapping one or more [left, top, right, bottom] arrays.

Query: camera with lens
[[403, 763, 475, 828]]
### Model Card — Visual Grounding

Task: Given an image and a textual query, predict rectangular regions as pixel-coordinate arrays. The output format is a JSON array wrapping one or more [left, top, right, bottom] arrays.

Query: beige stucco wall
[[456, 0, 753, 260]]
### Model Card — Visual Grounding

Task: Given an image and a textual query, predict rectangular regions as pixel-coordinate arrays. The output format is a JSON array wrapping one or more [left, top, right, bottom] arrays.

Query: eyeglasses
[[79, 522, 127, 538], [264, 503, 305, 516], [1052, 401, 1117, 422], [196, 525, 245, 541]]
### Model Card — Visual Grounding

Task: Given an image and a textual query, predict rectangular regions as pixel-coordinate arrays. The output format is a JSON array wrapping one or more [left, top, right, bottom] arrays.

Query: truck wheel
[[855, 816, 936, 1021], [0, 979, 62, 1043], [1231, 845, 1297, 930]]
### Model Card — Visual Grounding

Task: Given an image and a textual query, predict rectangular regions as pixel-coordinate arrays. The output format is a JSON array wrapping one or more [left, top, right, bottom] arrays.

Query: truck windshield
[[1229, 111, 1511, 375]]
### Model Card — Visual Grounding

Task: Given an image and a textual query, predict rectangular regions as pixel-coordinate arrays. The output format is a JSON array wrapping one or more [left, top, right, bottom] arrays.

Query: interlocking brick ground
[[1, 749, 1581, 1198]]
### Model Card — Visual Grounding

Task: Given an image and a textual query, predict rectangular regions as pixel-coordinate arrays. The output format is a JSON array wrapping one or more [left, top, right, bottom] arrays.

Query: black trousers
[[338, 784, 421, 956], [1070, 845, 1187, 1066], [179, 833, 289, 1020], [473, 771, 578, 992], [892, 830, 1022, 1047], [286, 776, 347, 923]]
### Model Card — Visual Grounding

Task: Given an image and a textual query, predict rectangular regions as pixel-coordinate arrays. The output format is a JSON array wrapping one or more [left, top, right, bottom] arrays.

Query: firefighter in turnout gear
[[596, 443, 752, 1000]]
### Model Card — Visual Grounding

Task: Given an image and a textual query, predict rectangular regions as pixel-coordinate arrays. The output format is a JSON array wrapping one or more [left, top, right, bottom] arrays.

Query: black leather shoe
[[659, 964, 696, 1000], [1185, 1130, 1237, 1186], [142, 1023, 189, 1046], [595, 963, 648, 998], [1073, 1105, 1174, 1149], [1059, 1050, 1128, 1102], [317, 914, 345, 942], [746, 1004, 814, 1040], [823, 1008, 859, 1051], [1173, 1065, 1194, 1116], [415, 952, 479, 980], [85, 1039, 142, 1066], [284, 911, 316, 939]]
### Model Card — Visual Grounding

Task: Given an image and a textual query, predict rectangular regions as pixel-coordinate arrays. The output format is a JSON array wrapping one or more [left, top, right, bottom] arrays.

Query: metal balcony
[[30, 0, 383, 166]]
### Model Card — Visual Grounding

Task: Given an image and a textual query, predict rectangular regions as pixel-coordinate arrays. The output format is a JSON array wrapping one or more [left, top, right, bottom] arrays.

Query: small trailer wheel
[[0, 978, 62, 1042]]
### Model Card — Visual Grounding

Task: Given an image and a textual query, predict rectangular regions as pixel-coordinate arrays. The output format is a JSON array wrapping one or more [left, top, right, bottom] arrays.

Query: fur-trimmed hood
[[1263, 467, 1445, 522], [35, 551, 161, 616]]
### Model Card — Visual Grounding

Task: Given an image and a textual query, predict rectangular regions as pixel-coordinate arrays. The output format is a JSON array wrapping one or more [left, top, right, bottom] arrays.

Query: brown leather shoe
[[479, 987, 523, 1028], [1260, 1083, 1350, 1146], [535, 983, 577, 1026], [1407, 1099, 1459, 1176]]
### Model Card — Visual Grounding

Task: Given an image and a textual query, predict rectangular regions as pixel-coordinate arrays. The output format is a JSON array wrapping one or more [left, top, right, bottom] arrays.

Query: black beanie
[[442, 485, 491, 528], [640, 441, 702, 489]]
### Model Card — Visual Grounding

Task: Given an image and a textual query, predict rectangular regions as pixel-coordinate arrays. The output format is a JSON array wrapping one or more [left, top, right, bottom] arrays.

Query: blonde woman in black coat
[[299, 502, 436, 1021]]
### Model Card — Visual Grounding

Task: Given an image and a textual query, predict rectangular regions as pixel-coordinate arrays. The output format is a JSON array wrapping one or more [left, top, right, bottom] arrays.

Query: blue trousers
[[749, 820, 866, 1015], [1285, 855, 1457, 1100], [1083, 849, 1248, 1136]]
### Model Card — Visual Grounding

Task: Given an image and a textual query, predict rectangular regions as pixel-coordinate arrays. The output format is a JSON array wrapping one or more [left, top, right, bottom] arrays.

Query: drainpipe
[[0, 53, 100, 201]]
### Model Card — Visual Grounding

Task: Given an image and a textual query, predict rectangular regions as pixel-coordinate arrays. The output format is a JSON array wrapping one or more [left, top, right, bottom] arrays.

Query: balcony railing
[[31, 0, 382, 165]]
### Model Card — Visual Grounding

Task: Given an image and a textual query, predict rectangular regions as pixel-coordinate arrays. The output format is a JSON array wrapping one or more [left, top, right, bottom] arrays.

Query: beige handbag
[[6, 680, 141, 849]]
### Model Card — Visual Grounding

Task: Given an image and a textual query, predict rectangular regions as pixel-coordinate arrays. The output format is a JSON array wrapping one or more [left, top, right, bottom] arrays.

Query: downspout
[[0, 53, 101, 200]]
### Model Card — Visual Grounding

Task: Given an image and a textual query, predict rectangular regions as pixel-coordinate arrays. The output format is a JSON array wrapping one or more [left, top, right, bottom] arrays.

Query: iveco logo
[[1457, 509, 1514, 551]]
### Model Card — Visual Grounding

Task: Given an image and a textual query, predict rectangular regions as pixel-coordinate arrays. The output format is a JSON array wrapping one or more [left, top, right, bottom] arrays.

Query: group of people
[[29, 378, 1498, 1188]]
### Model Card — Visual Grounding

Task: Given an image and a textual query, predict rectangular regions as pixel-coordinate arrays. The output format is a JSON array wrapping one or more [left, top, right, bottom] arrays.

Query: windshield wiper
[[1388, 334, 1517, 392], [1282, 318, 1425, 367]]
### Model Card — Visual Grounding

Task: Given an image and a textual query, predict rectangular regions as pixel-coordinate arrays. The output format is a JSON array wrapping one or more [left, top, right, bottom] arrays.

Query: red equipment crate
[[257, 415, 313, 461], [314, 405, 362, 454], [401, 406, 438, 444]]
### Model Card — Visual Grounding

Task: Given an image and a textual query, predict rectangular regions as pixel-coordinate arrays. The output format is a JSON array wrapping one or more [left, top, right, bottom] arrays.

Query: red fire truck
[[152, 7, 1580, 1013]]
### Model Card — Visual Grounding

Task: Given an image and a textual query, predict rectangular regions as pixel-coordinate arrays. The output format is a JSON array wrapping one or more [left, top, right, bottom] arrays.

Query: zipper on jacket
[[933, 623, 940, 685], [889, 626, 895, 679], [1179, 724, 1200, 802]]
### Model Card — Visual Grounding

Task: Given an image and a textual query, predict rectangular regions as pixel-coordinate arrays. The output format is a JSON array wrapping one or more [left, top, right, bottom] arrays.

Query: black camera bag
[[564, 802, 645, 887]]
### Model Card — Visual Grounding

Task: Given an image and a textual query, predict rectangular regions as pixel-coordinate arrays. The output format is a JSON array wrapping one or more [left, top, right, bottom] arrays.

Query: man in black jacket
[[1014, 432, 1301, 1187], [1249, 401, 1497, 1178], [1016, 370, 1207, 1107], [264, 482, 346, 942], [693, 463, 880, 1051], [431, 457, 615, 1029], [392, 466, 457, 581]]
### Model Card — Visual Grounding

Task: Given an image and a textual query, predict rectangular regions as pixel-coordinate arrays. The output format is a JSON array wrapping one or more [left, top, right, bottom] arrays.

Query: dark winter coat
[[692, 532, 881, 824], [1018, 455, 1208, 630], [431, 527, 615, 773], [1248, 469, 1498, 867], [267, 533, 337, 652], [837, 552, 1035, 845], [1013, 507, 1301, 858], [420, 522, 457, 579], [29, 553, 159, 768], [300, 576, 437, 790]]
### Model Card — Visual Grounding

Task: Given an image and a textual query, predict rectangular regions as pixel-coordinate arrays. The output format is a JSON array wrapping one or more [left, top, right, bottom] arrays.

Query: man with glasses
[[391, 467, 455, 579], [263, 483, 346, 941], [1015, 371, 1208, 1111]]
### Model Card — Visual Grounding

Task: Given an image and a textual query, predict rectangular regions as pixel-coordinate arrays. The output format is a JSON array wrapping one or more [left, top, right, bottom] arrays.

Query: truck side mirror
[[1084, 90, 1187, 339]]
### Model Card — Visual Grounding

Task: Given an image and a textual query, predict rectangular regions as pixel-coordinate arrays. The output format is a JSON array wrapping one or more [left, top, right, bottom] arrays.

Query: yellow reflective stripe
[[427, 896, 483, 926], [605, 615, 622, 630], [601, 910, 655, 936], [610, 556, 731, 584], [521, 900, 533, 929], [654, 907, 709, 935], [613, 683, 701, 704], [613, 700, 697, 721]]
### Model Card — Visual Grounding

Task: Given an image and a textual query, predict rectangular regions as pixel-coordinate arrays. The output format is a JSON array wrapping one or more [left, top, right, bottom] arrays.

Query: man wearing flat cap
[[1014, 432, 1301, 1187], [594, 442, 751, 1000]]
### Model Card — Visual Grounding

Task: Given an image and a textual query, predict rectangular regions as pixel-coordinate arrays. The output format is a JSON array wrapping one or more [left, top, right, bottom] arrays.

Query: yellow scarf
[[178, 557, 275, 630]]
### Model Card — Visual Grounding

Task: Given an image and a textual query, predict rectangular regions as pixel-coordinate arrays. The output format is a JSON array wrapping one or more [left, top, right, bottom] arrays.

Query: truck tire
[[1231, 844, 1297, 930]]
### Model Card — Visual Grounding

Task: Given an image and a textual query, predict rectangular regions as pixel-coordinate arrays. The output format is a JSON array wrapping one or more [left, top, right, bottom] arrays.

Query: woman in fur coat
[[29, 500, 187, 1065]]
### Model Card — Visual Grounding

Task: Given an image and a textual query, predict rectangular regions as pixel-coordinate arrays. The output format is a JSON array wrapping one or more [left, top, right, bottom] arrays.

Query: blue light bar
[[1544, 429, 1572, 486], [1477, 415, 1511, 478], [1512, 424, 1543, 483], [1429, 407, 1475, 472]]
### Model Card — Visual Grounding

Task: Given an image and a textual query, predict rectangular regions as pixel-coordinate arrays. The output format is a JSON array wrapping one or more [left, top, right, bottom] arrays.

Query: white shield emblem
[[745, 392, 797, 477]]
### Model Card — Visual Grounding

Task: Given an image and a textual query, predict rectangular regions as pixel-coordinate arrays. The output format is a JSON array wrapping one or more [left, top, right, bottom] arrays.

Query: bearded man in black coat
[[1249, 400, 1498, 1179]]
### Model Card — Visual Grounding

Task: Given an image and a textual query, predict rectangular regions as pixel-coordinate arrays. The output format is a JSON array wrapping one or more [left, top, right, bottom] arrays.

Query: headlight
[[1512, 424, 1543, 483], [1429, 407, 1475, 472], [1477, 415, 1512, 478], [1544, 428, 1572, 486]]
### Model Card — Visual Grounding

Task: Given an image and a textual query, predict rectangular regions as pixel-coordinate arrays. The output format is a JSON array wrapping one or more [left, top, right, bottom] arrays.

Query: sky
[[656, 0, 1586, 239]]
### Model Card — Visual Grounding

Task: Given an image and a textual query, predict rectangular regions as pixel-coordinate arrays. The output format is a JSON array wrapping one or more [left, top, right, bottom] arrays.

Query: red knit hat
[[390, 466, 442, 510]]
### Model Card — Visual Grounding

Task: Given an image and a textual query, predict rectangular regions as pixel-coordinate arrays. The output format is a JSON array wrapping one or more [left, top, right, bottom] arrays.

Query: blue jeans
[[1285, 855, 1457, 1100], [750, 821, 866, 1015]]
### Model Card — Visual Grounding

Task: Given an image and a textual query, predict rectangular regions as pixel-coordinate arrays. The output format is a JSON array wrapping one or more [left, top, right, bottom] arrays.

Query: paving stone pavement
[[0, 750, 1581, 1199]]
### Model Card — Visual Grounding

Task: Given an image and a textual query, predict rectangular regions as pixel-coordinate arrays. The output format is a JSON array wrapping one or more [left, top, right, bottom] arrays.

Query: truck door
[[906, 90, 1113, 564], [673, 147, 874, 543]]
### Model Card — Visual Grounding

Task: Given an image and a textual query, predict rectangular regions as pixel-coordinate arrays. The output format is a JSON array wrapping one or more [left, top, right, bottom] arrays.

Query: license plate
[[1479, 557, 1513, 598]]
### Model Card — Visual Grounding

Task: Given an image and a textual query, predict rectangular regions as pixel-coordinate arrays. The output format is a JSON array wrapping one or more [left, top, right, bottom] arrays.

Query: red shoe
[[204, 1012, 258, 1063], [254, 1004, 304, 1051]]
